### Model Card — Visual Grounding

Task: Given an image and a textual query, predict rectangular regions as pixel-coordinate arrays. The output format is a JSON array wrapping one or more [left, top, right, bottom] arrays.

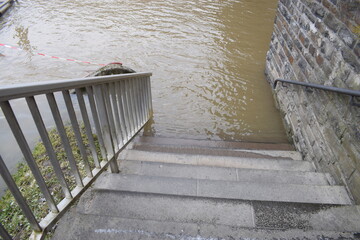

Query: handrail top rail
[[0, 72, 152, 102], [273, 78, 360, 97]]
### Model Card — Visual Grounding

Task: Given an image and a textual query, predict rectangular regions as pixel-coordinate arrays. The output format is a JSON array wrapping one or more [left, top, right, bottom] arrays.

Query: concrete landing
[[52, 189, 360, 240]]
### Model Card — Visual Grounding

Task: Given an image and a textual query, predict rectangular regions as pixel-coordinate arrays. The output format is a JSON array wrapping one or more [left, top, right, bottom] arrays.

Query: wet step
[[131, 142, 302, 160], [120, 150, 315, 172], [134, 136, 295, 151], [119, 160, 334, 185], [94, 173, 352, 205]]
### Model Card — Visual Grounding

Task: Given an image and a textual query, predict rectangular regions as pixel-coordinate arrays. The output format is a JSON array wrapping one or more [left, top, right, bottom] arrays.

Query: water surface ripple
[[0, 0, 287, 143]]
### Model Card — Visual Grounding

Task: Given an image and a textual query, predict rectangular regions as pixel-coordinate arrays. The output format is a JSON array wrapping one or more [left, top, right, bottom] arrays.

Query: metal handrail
[[0, 72, 153, 239], [273, 78, 360, 106], [0, 72, 151, 101]]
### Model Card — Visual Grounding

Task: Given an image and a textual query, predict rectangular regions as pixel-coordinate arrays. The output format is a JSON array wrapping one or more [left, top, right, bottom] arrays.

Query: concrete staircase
[[52, 136, 360, 240]]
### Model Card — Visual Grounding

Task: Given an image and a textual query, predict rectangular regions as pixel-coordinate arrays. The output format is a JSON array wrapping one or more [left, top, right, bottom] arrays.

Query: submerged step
[[120, 150, 315, 172], [134, 136, 295, 151], [119, 160, 333, 186], [94, 173, 352, 205], [131, 143, 302, 160]]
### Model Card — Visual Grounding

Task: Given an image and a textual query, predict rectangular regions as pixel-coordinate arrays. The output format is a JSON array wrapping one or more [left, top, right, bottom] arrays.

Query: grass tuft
[[0, 124, 102, 239]]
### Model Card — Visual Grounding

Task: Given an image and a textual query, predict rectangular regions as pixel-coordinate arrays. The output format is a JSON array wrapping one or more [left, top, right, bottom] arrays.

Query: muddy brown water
[[0, 0, 288, 182]]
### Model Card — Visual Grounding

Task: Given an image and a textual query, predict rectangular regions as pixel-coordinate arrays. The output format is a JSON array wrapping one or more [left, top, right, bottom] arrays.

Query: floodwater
[[0, 0, 287, 145]]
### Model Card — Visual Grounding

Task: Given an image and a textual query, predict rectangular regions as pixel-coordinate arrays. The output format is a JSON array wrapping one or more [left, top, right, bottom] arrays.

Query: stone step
[[120, 150, 316, 172], [51, 203, 360, 240], [134, 136, 295, 151], [94, 173, 352, 205], [119, 160, 334, 186], [131, 142, 303, 160]]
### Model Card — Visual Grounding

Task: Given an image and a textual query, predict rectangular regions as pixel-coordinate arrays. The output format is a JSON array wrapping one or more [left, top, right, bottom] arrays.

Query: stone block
[[345, 71, 360, 91], [341, 47, 360, 73], [311, 2, 326, 19], [338, 27, 356, 48], [349, 170, 360, 204], [323, 0, 340, 17], [323, 12, 342, 33], [315, 53, 324, 65], [341, 132, 360, 167], [329, 0, 337, 6], [354, 42, 360, 59], [338, 1, 360, 25], [329, 60, 352, 87], [309, 44, 316, 56], [339, 155, 356, 180]]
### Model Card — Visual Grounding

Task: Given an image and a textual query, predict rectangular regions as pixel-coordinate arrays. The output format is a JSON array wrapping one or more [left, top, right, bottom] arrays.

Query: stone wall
[[265, 0, 360, 203]]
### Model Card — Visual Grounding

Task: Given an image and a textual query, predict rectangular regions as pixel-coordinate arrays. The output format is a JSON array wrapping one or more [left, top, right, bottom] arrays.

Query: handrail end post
[[273, 79, 279, 89]]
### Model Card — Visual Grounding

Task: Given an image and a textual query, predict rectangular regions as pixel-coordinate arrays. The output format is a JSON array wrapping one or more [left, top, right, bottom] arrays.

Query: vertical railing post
[[0, 101, 59, 213], [75, 88, 101, 168], [26, 96, 72, 199], [86, 86, 107, 160], [0, 222, 13, 240], [147, 76, 153, 115], [0, 155, 42, 233], [93, 85, 119, 173], [62, 90, 93, 178], [110, 82, 125, 146], [115, 82, 129, 142], [46, 93, 84, 187], [102, 84, 120, 151]]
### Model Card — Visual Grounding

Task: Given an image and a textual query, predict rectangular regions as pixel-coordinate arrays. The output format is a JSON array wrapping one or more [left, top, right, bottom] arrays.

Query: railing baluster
[[0, 155, 42, 232], [46, 93, 84, 187], [120, 80, 132, 138], [139, 78, 146, 125], [143, 77, 150, 120], [116, 82, 129, 142], [62, 90, 93, 178], [136, 78, 142, 127], [109, 83, 125, 146], [102, 84, 120, 152], [128, 79, 138, 131], [75, 88, 101, 168], [86, 86, 107, 160], [134, 78, 142, 126], [0, 221, 13, 240], [130, 78, 139, 128], [26, 96, 72, 199], [0, 101, 59, 213], [93, 85, 119, 173], [124, 79, 135, 135], [147, 76, 153, 115]]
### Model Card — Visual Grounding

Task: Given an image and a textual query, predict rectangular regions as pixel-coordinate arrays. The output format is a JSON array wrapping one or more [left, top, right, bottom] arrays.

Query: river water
[[0, 0, 287, 147]]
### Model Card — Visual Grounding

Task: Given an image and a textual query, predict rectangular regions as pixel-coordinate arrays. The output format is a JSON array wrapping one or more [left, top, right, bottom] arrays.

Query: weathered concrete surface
[[52, 207, 360, 240], [131, 142, 303, 160], [52, 189, 360, 240], [120, 160, 333, 185], [77, 190, 254, 228], [265, 0, 360, 203], [121, 150, 315, 172], [94, 173, 351, 205], [134, 136, 295, 151]]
